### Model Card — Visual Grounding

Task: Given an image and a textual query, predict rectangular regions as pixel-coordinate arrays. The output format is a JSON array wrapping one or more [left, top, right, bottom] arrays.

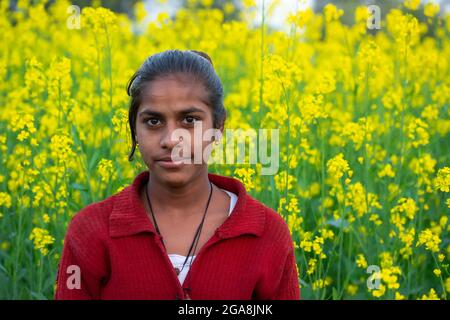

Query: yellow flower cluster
[[97, 159, 117, 183], [416, 229, 441, 253], [370, 252, 402, 298], [312, 277, 332, 290], [407, 118, 430, 148], [50, 133, 77, 176], [404, 0, 420, 11], [233, 167, 255, 191], [8, 113, 38, 145], [0, 192, 12, 208], [378, 164, 395, 178], [419, 288, 440, 300], [112, 109, 129, 136], [29, 227, 55, 256], [274, 170, 296, 192], [324, 4, 344, 22], [435, 167, 450, 192], [326, 153, 351, 184], [356, 254, 368, 269], [398, 228, 416, 259], [300, 232, 326, 259], [345, 182, 382, 218], [424, 3, 440, 18], [83, 7, 117, 34]]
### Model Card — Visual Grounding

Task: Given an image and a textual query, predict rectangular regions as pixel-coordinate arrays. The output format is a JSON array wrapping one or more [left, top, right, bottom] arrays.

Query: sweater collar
[[109, 170, 266, 239]]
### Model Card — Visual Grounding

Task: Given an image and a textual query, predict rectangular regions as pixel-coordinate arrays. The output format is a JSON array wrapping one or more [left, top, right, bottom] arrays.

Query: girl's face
[[136, 74, 219, 188]]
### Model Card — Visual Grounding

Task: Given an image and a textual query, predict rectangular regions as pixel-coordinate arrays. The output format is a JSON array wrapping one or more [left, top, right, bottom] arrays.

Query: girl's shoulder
[[245, 195, 293, 242], [65, 192, 120, 242]]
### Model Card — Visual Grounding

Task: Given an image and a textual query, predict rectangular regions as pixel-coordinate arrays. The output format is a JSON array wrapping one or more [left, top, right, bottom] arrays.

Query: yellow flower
[[346, 284, 358, 296], [416, 229, 441, 253], [50, 133, 76, 169], [407, 118, 429, 148], [369, 214, 383, 226], [424, 3, 439, 18], [97, 159, 117, 183], [371, 284, 386, 298], [398, 228, 416, 259], [327, 153, 350, 183], [435, 167, 450, 192], [395, 291, 406, 300], [48, 57, 72, 101], [234, 167, 255, 191], [133, 1, 147, 23], [355, 6, 370, 24], [8, 113, 37, 143], [324, 4, 344, 22], [404, 0, 420, 11], [356, 254, 368, 269], [445, 278, 450, 293], [0, 192, 12, 208], [319, 228, 334, 240], [287, 8, 313, 28], [242, 0, 256, 8], [312, 277, 332, 290], [419, 288, 439, 300], [307, 258, 317, 275], [312, 236, 325, 258], [378, 164, 395, 178], [274, 170, 296, 192], [380, 266, 402, 290], [83, 7, 117, 34], [299, 231, 313, 252], [433, 269, 441, 277], [390, 198, 418, 232], [42, 213, 50, 224], [29, 227, 55, 256], [112, 109, 129, 135], [395, 198, 418, 220]]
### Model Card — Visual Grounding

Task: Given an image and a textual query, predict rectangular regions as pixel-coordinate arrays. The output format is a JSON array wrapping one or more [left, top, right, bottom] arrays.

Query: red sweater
[[54, 170, 300, 300]]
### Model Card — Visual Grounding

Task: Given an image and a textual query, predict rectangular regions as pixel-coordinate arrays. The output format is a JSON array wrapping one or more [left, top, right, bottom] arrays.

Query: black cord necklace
[[145, 179, 214, 276]]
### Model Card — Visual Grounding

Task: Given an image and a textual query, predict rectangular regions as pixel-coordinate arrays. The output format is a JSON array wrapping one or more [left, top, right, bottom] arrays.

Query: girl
[[55, 49, 300, 300]]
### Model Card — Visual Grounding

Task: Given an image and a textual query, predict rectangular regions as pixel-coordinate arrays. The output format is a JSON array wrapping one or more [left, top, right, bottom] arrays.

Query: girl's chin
[[151, 168, 192, 188]]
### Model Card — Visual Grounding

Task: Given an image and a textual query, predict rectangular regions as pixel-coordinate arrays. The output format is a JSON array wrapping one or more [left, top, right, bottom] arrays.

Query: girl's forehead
[[139, 80, 211, 113], [143, 77, 206, 99], [140, 77, 210, 111]]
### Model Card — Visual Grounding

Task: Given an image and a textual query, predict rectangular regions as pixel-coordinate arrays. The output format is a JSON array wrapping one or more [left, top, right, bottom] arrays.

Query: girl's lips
[[155, 158, 187, 169]]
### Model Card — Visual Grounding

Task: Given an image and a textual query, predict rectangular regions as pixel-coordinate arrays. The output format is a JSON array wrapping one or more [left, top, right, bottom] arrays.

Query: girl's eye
[[146, 118, 161, 126], [183, 116, 198, 125]]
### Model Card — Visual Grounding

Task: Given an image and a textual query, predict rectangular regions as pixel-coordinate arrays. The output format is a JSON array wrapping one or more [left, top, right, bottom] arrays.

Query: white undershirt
[[167, 188, 238, 285]]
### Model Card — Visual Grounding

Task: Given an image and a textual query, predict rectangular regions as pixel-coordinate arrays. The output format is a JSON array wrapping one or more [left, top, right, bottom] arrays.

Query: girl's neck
[[146, 171, 213, 219]]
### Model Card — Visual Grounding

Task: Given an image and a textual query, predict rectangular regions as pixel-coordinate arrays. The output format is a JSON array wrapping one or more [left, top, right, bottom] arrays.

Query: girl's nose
[[160, 124, 185, 150]]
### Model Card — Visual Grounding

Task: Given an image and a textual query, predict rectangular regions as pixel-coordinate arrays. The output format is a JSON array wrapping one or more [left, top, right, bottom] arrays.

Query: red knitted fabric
[[54, 170, 300, 300]]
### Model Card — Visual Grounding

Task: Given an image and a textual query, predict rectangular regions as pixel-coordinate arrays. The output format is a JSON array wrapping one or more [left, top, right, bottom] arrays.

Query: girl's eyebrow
[[138, 109, 163, 118], [179, 107, 206, 115], [138, 106, 206, 118]]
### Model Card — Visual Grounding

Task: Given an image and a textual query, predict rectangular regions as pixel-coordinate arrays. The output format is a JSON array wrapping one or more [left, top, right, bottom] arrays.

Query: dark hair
[[126, 49, 227, 161]]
